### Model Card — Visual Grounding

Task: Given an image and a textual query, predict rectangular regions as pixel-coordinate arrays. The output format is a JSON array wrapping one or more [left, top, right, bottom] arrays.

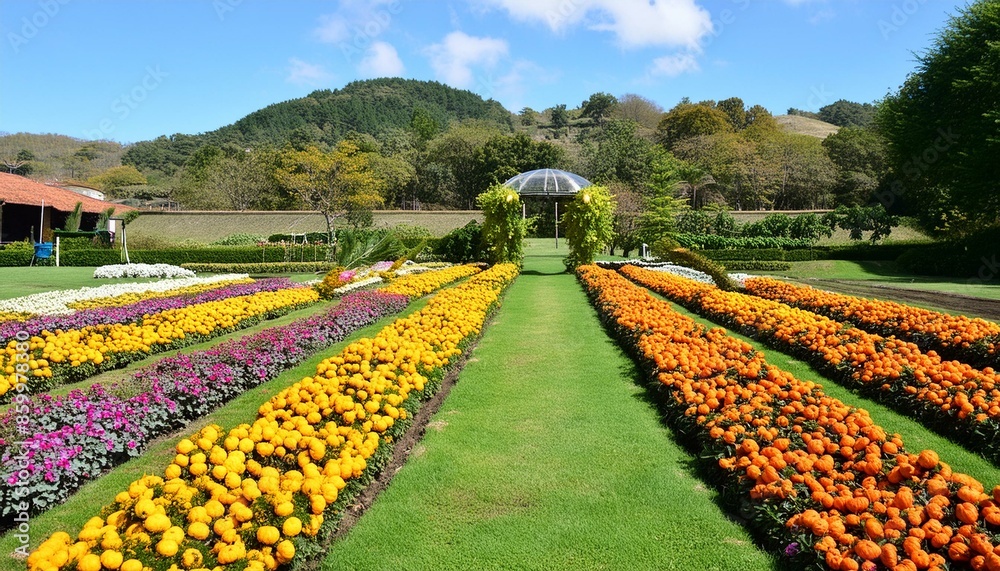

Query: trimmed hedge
[[674, 233, 814, 250], [181, 261, 335, 274], [56, 245, 332, 267], [699, 242, 935, 264], [720, 260, 792, 272], [267, 232, 330, 243]]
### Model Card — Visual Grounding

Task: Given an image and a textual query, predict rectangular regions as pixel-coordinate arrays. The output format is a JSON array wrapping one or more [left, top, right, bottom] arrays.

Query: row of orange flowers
[[620, 266, 1000, 460], [745, 277, 1000, 368], [579, 264, 1000, 571], [27, 263, 519, 571]]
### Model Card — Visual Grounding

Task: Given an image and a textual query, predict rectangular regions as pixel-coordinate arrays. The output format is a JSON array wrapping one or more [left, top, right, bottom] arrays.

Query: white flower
[[93, 263, 196, 279], [0, 274, 249, 316], [333, 276, 383, 294]]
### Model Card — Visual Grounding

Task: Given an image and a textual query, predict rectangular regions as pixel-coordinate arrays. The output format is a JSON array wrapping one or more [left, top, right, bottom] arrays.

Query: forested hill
[[122, 78, 513, 174]]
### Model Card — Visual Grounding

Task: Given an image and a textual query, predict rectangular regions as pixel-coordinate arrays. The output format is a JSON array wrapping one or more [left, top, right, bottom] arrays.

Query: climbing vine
[[563, 185, 615, 269], [477, 184, 529, 264]]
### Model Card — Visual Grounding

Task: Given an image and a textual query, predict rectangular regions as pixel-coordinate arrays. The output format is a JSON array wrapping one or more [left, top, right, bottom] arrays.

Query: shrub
[[673, 234, 814, 250], [212, 233, 266, 246], [651, 237, 736, 291], [0, 241, 34, 267], [267, 232, 329, 244], [563, 185, 615, 269], [741, 213, 793, 238], [180, 262, 336, 274], [434, 221, 484, 263], [719, 260, 792, 272]]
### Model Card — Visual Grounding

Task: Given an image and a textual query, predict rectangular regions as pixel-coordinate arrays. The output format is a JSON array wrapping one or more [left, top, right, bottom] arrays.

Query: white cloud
[[359, 42, 405, 77], [649, 52, 700, 78], [286, 58, 333, 86], [425, 31, 509, 88], [809, 8, 836, 24], [472, 0, 713, 49]]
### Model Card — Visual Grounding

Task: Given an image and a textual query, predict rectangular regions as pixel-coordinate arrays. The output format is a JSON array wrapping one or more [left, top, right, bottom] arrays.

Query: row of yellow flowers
[[744, 277, 1000, 368], [378, 264, 482, 299], [620, 266, 1000, 441], [66, 279, 256, 311], [27, 263, 518, 571], [579, 264, 1000, 571], [0, 287, 320, 399]]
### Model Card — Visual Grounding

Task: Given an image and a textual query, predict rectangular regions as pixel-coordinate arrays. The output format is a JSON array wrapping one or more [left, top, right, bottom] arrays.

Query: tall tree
[[876, 0, 1000, 234], [275, 141, 384, 249], [549, 104, 569, 130], [580, 92, 618, 126], [822, 127, 890, 206], [655, 103, 733, 149], [204, 149, 278, 211], [613, 93, 664, 130], [582, 120, 655, 187]]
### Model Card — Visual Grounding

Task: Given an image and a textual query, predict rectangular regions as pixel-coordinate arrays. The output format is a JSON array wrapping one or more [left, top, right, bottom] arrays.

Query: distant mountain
[[775, 115, 840, 139], [122, 78, 514, 175]]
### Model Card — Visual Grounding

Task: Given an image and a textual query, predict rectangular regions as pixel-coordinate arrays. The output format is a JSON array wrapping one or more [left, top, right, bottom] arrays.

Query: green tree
[[204, 148, 278, 211], [520, 107, 538, 126], [477, 184, 529, 264], [550, 104, 569, 130], [822, 127, 890, 206], [580, 92, 618, 126], [472, 132, 564, 192], [275, 141, 385, 251], [608, 182, 644, 256], [655, 103, 733, 149], [87, 165, 148, 196], [582, 120, 655, 187], [62, 202, 83, 232], [822, 204, 897, 243], [612, 93, 664, 130], [818, 100, 876, 128], [426, 119, 507, 208], [876, 0, 1000, 235], [563, 185, 615, 268], [409, 107, 439, 144]]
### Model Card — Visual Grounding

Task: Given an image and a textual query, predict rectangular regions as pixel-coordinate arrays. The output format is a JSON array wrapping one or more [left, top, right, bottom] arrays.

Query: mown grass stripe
[[322, 246, 778, 571]]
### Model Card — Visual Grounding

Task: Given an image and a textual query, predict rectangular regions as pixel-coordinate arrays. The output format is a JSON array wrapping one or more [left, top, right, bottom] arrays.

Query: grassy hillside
[[0, 132, 125, 180], [775, 114, 840, 138]]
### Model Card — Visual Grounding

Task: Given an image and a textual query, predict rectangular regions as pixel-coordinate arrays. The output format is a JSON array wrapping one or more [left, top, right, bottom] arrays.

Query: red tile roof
[[0, 173, 135, 213]]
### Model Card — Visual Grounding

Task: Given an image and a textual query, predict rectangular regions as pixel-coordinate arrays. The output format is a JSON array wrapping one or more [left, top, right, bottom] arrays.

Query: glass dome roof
[[502, 169, 592, 197]]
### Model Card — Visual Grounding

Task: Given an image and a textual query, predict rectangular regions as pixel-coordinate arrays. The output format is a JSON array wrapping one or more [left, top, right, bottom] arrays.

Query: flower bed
[[65, 278, 254, 311], [0, 284, 319, 400], [93, 264, 195, 279], [579, 264, 1000, 571], [0, 291, 409, 524], [0, 274, 249, 317], [26, 263, 518, 571], [0, 278, 285, 344], [745, 277, 1000, 368], [620, 264, 1000, 464], [379, 263, 481, 299]]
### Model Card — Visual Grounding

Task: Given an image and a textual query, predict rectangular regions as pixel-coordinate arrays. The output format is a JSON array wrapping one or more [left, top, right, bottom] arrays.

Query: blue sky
[[0, 0, 966, 143]]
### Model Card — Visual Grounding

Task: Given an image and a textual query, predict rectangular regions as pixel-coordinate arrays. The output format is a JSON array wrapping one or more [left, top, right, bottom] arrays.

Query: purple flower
[[784, 543, 799, 557]]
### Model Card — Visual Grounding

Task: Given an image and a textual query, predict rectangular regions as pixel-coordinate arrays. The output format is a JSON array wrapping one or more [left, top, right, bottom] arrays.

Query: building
[[0, 172, 134, 243]]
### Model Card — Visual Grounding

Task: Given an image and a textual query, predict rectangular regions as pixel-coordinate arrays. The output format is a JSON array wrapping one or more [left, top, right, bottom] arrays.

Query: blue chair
[[31, 242, 53, 266]]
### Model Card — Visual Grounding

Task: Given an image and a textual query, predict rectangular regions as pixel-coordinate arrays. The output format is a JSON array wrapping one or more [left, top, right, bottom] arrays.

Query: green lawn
[[757, 260, 1000, 300], [323, 241, 778, 571]]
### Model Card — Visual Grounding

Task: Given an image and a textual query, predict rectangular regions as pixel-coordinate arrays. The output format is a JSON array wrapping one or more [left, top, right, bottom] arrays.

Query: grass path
[[322, 244, 778, 570]]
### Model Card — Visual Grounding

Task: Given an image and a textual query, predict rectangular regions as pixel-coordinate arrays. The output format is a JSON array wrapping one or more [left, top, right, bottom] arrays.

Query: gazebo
[[503, 169, 593, 246]]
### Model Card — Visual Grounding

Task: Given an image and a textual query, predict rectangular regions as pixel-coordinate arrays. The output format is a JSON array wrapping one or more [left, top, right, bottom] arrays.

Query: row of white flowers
[[597, 259, 752, 286], [0, 273, 249, 316], [93, 263, 196, 279]]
